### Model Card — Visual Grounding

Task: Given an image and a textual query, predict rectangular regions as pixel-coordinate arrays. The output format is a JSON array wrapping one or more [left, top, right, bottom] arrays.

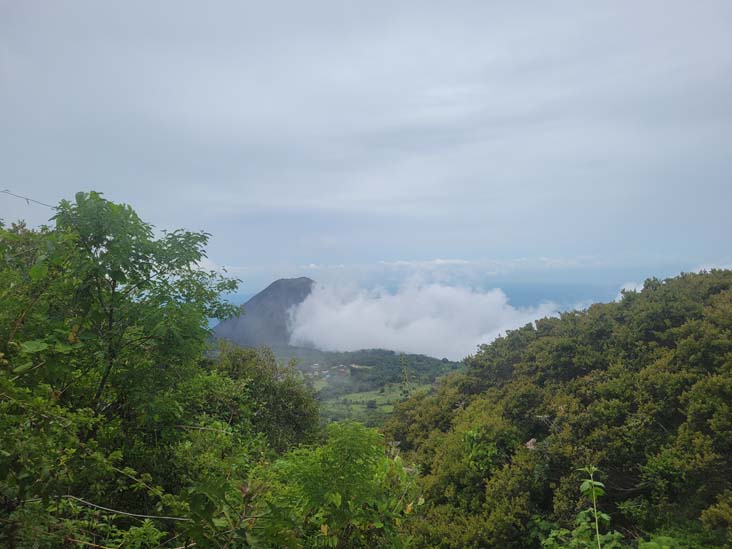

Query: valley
[[212, 278, 463, 424]]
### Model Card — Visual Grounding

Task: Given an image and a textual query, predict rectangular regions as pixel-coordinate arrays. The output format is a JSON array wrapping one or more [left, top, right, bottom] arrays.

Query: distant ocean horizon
[[224, 280, 622, 312]]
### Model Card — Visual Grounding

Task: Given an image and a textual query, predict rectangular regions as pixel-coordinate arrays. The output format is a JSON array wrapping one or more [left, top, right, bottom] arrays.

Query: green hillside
[[244, 346, 462, 425], [384, 269, 732, 547], [290, 347, 462, 424]]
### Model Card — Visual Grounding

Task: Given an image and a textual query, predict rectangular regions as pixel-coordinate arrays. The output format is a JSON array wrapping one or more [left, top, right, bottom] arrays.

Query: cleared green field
[[318, 383, 431, 425], [311, 379, 328, 391]]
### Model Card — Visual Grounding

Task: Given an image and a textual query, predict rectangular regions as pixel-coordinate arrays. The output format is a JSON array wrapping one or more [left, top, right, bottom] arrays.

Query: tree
[[50, 191, 239, 409], [0, 192, 241, 545], [257, 422, 421, 548]]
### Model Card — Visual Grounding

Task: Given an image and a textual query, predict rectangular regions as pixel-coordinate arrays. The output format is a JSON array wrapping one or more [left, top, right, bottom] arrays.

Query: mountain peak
[[213, 277, 315, 347], [264, 277, 315, 290]]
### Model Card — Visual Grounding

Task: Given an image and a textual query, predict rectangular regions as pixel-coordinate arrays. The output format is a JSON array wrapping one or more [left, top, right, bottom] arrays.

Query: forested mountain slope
[[385, 269, 732, 547]]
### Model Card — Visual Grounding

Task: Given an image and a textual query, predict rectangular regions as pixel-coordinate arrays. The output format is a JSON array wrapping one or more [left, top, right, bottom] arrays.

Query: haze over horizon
[[2, 1, 731, 306]]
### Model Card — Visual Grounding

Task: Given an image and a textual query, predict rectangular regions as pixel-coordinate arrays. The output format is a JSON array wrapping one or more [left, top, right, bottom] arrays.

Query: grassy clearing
[[311, 379, 329, 391], [318, 383, 431, 425]]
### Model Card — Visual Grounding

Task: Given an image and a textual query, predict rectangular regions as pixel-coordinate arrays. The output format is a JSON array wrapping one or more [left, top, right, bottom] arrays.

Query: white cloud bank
[[616, 281, 645, 301], [289, 281, 557, 361]]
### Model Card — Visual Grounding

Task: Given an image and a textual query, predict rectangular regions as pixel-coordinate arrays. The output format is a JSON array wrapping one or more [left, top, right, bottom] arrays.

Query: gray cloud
[[1, 1, 730, 284]]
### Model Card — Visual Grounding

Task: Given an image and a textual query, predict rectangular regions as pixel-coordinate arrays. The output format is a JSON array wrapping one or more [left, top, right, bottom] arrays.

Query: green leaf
[[54, 342, 74, 354], [29, 260, 48, 282], [20, 340, 49, 354], [12, 361, 34, 374]]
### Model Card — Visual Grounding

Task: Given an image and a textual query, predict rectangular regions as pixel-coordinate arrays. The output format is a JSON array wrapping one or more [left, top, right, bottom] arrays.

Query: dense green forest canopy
[[385, 269, 732, 547], [2, 191, 731, 548], [0, 193, 418, 547]]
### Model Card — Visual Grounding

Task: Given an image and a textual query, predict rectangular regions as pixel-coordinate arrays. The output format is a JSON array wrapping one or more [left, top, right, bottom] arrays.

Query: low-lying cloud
[[616, 281, 645, 301], [288, 281, 557, 361]]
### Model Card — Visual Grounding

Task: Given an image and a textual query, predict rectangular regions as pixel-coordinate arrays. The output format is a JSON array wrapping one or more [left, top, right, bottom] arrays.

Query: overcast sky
[[2, 1, 731, 295]]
